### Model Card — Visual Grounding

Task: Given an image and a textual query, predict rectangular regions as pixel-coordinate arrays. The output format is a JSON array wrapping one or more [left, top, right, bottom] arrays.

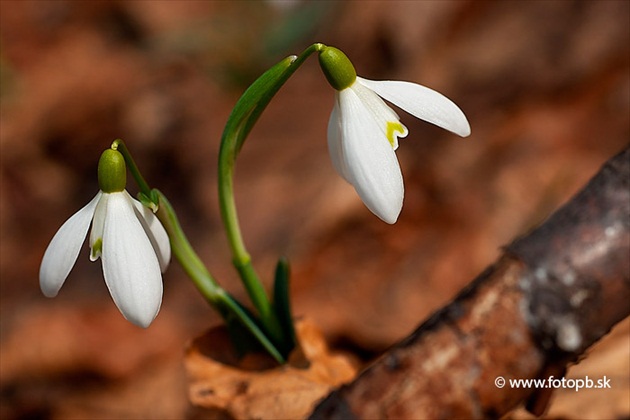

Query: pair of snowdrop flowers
[[39, 149, 170, 328], [40, 46, 470, 327], [318, 47, 470, 223]]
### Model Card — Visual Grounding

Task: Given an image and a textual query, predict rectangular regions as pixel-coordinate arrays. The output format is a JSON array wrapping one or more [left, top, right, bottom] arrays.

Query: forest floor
[[1, 1, 628, 418]]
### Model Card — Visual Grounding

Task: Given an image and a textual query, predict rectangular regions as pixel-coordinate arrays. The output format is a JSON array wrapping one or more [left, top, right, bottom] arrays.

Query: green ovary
[[98, 149, 126, 193], [318, 47, 357, 91]]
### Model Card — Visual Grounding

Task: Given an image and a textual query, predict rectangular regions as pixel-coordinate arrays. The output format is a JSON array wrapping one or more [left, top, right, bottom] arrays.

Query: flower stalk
[[216, 43, 325, 352]]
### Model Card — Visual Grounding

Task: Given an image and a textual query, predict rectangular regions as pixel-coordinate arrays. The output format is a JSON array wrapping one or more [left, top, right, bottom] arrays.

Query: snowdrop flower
[[319, 47, 471, 224], [39, 148, 171, 327]]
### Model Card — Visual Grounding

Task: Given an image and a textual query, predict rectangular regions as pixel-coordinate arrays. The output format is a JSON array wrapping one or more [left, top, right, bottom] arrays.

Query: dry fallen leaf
[[184, 318, 359, 419]]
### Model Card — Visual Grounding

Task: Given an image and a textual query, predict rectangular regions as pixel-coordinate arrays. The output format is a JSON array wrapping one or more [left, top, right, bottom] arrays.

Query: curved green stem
[[156, 190, 283, 363], [111, 139, 151, 197], [155, 191, 221, 302], [113, 139, 285, 363], [217, 43, 325, 339]]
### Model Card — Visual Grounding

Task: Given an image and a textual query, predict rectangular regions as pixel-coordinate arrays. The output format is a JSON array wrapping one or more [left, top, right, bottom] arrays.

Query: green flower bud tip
[[98, 148, 127, 193], [318, 46, 357, 91]]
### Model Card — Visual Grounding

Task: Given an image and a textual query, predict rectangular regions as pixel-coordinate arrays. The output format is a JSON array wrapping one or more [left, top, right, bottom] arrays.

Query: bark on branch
[[310, 146, 630, 419]]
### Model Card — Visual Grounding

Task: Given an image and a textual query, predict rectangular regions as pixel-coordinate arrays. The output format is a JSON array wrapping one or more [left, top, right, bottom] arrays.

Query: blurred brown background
[[1, 1, 628, 418]]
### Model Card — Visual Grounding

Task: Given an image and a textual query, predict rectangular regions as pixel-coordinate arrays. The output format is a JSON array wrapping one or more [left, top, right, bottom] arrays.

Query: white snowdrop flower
[[319, 47, 471, 224], [39, 149, 171, 328]]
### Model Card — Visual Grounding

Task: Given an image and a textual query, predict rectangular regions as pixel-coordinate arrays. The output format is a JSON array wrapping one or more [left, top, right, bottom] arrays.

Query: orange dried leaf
[[184, 319, 358, 419]]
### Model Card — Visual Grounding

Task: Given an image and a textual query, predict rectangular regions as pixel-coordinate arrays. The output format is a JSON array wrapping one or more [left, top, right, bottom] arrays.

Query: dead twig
[[310, 146, 630, 419]]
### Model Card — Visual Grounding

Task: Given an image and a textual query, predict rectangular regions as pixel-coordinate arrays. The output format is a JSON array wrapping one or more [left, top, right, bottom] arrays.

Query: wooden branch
[[310, 146, 630, 419]]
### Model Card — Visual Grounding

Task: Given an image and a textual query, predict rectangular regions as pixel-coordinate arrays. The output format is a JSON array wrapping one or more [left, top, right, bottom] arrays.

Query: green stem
[[217, 43, 325, 337], [155, 191, 222, 303], [113, 139, 285, 363], [111, 139, 151, 197], [155, 191, 284, 363]]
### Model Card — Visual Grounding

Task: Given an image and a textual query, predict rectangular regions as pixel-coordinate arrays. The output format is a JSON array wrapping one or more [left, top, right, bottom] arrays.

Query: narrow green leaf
[[222, 299, 267, 359], [216, 290, 285, 364], [272, 257, 297, 354]]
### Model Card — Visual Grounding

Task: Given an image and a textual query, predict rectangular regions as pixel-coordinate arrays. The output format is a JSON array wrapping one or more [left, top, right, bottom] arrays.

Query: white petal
[[327, 95, 351, 182], [89, 192, 109, 261], [127, 191, 171, 273], [338, 88, 404, 224], [101, 192, 163, 328], [39, 192, 101, 297], [351, 81, 408, 150], [357, 77, 471, 137]]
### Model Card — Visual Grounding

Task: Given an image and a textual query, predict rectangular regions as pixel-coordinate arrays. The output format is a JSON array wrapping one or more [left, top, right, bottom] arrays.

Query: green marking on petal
[[91, 238, 103, 261], [386, 121, 405, 148]]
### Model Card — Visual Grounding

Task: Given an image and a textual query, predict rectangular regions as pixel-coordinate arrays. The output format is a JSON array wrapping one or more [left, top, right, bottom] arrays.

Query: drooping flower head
[[318, 46, 471, 224], [39, 148, 171, 327]]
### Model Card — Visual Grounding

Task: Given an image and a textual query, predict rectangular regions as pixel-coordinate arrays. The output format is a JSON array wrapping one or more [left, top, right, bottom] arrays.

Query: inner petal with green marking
[[386, 121, 406, 149], [91, 238, 103, 261]]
